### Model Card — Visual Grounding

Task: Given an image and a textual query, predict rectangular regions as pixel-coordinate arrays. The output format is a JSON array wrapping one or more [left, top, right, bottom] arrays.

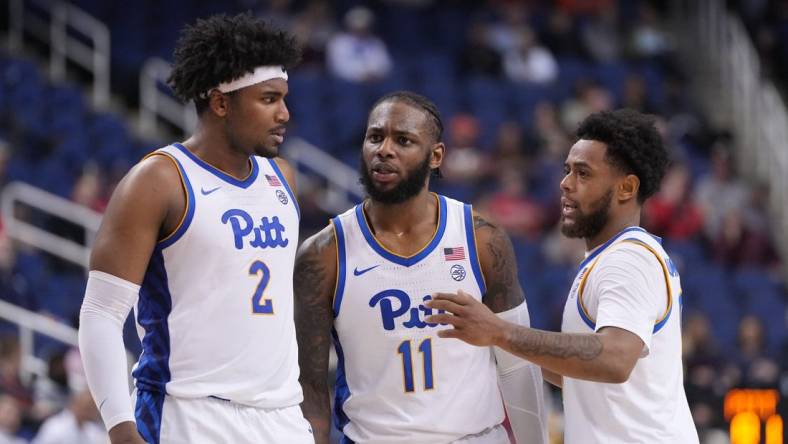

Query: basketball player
[[78, 14, 313, 444], [294, 91, 547, 444], [427, 110, 699, 443]]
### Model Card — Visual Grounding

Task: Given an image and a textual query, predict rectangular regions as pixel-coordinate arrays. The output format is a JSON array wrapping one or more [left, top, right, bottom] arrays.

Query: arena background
[[0, 0, 785, 443]]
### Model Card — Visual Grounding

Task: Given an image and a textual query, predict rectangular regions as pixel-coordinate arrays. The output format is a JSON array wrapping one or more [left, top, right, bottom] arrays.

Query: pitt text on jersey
[[370, 290, 448, 331], [222, 209, 289, 250]]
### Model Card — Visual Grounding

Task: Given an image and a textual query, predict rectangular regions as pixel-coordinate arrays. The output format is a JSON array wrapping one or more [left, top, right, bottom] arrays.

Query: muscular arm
[[294, 226, 337, 444], [83, 155, 183, 443], [427, 289, 644, 384], [474, 214, 524, 313]]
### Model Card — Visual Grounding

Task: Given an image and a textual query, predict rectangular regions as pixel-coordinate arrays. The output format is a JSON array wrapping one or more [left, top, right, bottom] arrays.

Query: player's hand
[[109, 421, 146, 444], [425, 290, 508, 347]]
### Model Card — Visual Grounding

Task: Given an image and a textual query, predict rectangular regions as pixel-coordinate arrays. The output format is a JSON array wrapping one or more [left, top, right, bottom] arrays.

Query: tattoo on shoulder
[[511, 331, 604, 361], [473, 214, 497, 230], [479, 218, 524, 313]]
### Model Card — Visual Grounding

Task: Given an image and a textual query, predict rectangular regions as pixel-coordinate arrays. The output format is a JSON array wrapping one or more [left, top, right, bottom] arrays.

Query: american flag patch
[[265, 174, 282, 187], [443, 247, 466, 261]]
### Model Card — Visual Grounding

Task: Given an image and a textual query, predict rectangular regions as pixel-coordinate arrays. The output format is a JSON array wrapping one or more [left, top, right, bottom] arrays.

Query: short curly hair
[[168, 13, 301, 114], [371, 91, 444, 142], [576, 109, 669, 203]]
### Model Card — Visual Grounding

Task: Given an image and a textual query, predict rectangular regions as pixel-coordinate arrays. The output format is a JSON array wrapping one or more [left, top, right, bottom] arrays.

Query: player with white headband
[[78, 13, 313, 444]]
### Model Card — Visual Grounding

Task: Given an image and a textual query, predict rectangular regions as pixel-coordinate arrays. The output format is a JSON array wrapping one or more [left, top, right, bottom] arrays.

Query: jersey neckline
[[172, 143, 259, 189], [354, 193, 448, 267]]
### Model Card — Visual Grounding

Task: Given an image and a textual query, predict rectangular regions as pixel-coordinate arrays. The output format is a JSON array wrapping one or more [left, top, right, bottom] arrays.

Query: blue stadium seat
[[733, 268, 787, 351]]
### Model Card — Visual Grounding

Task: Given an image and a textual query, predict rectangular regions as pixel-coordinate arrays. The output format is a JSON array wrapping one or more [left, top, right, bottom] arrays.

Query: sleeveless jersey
[[561, 227, 698, 444], [131, 143, 302, 409], [331, 194, 504, 444]]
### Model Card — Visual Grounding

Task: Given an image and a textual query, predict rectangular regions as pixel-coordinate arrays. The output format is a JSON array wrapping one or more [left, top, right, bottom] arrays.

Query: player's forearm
[[494, 324, 632, 383], [299, 382, 331, 444], [541, 368, 563, 388]]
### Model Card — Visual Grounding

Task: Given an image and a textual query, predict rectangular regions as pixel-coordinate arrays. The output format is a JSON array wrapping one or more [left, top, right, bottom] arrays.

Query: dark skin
[[426, 139, 645, 387], [294, 100, 526, 443], [88, 79, 296, 444]]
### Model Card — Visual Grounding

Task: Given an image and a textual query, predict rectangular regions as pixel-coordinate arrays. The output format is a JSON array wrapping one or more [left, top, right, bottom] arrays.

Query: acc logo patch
[[450, 264, 466, 282], [276, 189, 288, 205]]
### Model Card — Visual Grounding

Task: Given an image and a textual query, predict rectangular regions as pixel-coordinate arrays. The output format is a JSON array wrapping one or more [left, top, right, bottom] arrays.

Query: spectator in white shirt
[[33, 390, 107, 444], [326, 6, 392, 83]]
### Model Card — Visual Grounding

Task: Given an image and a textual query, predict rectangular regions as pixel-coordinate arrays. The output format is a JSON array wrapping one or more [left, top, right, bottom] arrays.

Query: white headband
[[201, 65, 288, 98]]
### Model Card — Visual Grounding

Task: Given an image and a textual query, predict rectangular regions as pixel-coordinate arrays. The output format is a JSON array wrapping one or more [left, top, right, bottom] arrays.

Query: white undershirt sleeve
[[493, 301, 548, 444], [78, 270, 139, 430]]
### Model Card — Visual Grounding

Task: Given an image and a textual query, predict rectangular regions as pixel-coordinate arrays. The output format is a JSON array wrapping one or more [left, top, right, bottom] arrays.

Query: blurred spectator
[[581, 8, 621, 62], [0, 338, 32, 411], [441, 114, 489, 201], [561, 80, 613, 132], [487, 2, 532, 55], [733, 316, 780, 389], [683, 313, 729, 436], [291, 0, 337, 69], [557, 0, 615, 16], [643, 163, 704, 240], [542, 10, 585, 59], [31, 389, 106, 444], [0, 395, 24, 444], [490, 122, 527, 173], [458, 22, 502, 78], [477, 167, 546, 240], [71, 165, 107, 213], [620, 74, 658, 114], [326, 6, 392, 83], [628, 2, 671, 60], [711, 208, 778, 268], [694, 145, 749, 240], [502, 28, 558, 84], [31, 351, 71, 421]]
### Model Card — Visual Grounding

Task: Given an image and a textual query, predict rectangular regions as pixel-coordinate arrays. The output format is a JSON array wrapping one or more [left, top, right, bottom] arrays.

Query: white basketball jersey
[[561, 227, 698, 444], [331, 195, 505, 444], [132, 143, 302, 408]]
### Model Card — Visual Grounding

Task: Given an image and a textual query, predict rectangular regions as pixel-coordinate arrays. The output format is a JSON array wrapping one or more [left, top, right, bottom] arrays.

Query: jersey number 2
[[397, 338, 433, 392], [249, 260, 273, 314]]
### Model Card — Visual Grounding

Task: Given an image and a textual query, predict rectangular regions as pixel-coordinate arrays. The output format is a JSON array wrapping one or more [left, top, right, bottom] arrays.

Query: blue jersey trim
[[354, 194, 448, 267], [332, 217, 347, 317], [268, 158, 300, 219], [132, 247, 173, 394], [575, 227, 647, 274], [331, 328, 351, 434], [652, 307, 671, 333], [135, 390, 165, 444], [172, 142, 258, 189], [463, 204, 486, 295], [159, 154, 195, 249]]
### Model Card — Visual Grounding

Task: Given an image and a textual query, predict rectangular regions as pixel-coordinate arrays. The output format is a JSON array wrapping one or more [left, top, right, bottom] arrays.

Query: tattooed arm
[[473, 213, 524, 313], [294, 225, 337, 444], [426, 289, 643, 383]]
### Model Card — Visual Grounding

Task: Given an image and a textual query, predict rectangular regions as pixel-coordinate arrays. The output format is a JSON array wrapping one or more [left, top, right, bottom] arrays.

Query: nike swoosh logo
[[353, 265, 380, 276], [201, 186, 221, 195], [99, 398, 107, 411]]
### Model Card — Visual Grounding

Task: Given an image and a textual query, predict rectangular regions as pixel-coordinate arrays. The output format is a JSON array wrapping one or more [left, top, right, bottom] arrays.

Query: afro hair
[[168, 13, 301, 112], [576, 109, 669, 203]]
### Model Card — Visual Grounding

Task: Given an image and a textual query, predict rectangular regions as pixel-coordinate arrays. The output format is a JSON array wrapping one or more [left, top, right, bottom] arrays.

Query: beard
[[359, 153, 432, 204], [560, 189, 613, 239]]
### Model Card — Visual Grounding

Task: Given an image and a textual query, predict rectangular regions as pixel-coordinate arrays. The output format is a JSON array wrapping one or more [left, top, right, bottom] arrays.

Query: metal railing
[[7, 0, 111, 107], [0, 182, 101, 382], [673, 0, 788, 278], [1, 181, 102, 269], [284, 137, 365, 212], [139, 57, 198, 135]]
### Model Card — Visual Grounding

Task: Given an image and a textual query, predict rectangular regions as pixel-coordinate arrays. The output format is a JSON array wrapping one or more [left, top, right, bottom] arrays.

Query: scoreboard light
[[725, 389, 782, 444]]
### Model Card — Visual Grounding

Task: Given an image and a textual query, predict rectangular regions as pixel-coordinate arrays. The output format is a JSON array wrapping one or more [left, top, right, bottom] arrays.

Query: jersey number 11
[[398, 338, 434, 392]]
